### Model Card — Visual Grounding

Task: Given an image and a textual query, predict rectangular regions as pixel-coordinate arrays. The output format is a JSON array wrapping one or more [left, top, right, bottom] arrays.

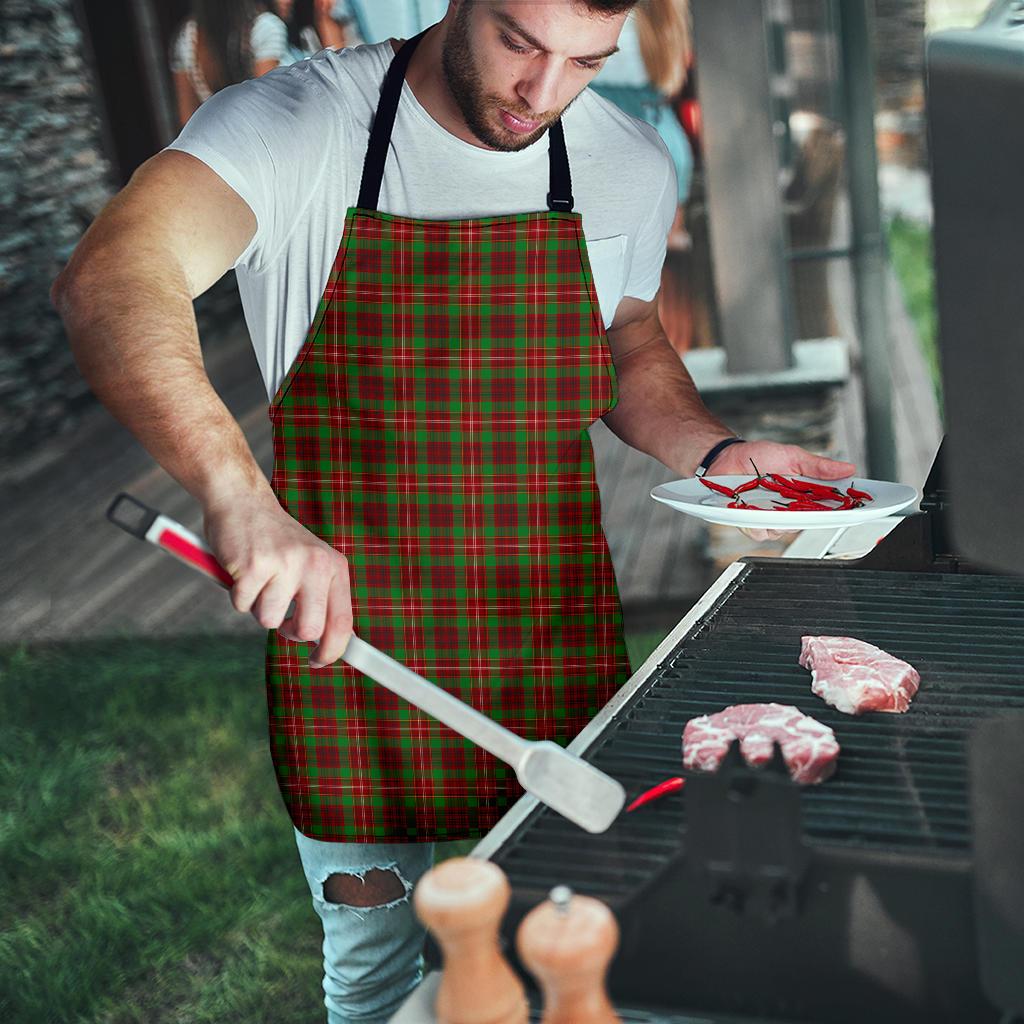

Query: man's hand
[[708, 440, 857, 543], [203, 492, 353, 668]]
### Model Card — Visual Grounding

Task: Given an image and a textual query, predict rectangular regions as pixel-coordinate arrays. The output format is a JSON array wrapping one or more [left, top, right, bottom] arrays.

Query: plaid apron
[[266, 30, 631, 842]]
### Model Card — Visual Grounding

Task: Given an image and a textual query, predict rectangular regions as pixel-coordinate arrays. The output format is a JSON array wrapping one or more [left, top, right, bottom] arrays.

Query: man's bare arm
[[51, 150, 354, 664], [602, 294, 734, 476], [603, 293, 856, 480], [51, 149, 264, 508]]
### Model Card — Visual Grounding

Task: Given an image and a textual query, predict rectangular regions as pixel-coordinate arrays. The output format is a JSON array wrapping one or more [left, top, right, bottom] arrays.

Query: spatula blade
[[516, 740, 625, 834]]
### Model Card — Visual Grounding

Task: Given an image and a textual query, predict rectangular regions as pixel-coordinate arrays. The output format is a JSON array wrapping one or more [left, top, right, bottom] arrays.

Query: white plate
[[650, 476, 920, 530]]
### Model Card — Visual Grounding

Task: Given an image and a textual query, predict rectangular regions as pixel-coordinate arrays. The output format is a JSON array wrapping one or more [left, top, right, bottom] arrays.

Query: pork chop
[[799, 635, 920, 715], [682, 703, 840, 785]]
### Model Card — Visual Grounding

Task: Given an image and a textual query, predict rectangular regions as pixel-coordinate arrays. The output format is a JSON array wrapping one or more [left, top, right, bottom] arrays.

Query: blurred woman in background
[[591, 0, 695, 349], [592, 0, 693, 217], [170, 0, 289, 128], [275, 0, 351, 64]]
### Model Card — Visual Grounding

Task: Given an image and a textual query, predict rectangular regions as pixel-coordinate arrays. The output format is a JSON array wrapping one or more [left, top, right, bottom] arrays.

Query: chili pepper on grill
[[626, 776, 686, 812]]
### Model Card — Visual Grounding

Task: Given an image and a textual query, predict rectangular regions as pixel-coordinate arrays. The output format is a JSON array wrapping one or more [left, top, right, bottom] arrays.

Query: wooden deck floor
[[1, 235, 940, 646]]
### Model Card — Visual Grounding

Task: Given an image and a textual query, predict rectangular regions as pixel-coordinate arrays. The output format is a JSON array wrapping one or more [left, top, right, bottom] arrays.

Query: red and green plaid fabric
[[266, 207, 631, 842]]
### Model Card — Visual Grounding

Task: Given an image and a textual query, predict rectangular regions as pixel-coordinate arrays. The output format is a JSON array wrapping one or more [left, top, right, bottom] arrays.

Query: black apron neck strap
[[357, 29, 429, 211], [357, 29, 575, 215], [546, 118, 574, 213]]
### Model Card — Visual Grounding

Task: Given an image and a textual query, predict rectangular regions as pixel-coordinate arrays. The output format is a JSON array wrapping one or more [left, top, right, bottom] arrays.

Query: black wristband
[[695, 437, 745, 478]]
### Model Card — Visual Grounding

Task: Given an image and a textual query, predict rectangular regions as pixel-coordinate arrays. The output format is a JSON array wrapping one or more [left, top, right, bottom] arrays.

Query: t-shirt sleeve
[[251, 11, 289, 62], [164, 65, 337, 273], [623, 135, 678, 302]]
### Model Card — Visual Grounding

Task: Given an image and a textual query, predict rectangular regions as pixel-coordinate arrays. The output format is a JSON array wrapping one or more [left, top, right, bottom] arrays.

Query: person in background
[[170, 0, 289, 128], [591, 0, 693, 239], [592, 0, 693, 349], [275, 0, 351, 64]]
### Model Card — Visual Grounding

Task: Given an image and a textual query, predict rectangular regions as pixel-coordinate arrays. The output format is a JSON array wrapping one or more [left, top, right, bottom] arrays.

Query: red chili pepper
[[734, 478, 762, 494], [626, 776, 686, 812], [699, 478, 737, 498], [847, 485, 873, 502], [775, 474, 844, 498], [762, 480, 820, 501], [779, 498, 833, 511]]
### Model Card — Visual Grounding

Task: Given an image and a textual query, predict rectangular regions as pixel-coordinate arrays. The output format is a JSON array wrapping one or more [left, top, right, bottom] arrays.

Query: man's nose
[[516, 62, 562, 119]]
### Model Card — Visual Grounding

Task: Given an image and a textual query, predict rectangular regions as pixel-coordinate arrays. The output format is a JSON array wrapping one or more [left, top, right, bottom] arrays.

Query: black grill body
[[477, 560, 1024, 1022]]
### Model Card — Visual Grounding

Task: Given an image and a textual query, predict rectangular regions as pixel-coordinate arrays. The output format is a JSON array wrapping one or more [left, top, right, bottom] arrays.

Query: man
[[52, 2, 855, 1020]]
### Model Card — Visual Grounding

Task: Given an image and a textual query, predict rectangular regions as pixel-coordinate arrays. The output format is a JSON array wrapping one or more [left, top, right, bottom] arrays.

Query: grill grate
[[492, 563, 1024, 898]]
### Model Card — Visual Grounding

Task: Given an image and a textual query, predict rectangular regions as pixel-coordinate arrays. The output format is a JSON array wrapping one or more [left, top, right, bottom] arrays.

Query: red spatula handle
[[106, 492, 233, 588]]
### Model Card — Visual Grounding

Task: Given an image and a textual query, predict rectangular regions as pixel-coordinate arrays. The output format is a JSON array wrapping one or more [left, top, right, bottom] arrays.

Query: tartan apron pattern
[[264, 33, 630, 842]]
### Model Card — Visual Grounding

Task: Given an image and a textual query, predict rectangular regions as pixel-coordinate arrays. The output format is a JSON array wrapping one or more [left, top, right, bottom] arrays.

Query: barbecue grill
[[464, 449, 1024, 1022], [404, 8, 1024, 1022]]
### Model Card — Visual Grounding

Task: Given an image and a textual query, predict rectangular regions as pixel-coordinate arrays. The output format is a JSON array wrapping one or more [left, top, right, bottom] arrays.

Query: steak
[[682, 703, 840, 785], [799, 635, 921, 716]]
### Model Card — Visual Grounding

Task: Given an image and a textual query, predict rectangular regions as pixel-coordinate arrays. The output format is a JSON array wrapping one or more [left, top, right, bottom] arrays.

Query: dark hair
[[192, 0, 261, 89], [286, 0, 315, 53]]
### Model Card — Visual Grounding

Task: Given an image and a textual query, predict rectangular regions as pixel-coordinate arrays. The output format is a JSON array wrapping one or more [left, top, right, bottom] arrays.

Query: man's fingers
[[251, 574, 302, 631], [230, 565, 274, 616], [308, 570, 354, 668], [797, 454, 857, 480]]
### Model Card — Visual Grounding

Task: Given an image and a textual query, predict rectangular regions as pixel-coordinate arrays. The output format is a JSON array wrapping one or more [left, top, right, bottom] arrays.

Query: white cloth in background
[[170, 12, 289, 102]]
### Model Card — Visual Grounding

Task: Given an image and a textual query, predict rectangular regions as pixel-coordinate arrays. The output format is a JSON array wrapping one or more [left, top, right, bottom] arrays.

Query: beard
[[441, 4, 569, 151]]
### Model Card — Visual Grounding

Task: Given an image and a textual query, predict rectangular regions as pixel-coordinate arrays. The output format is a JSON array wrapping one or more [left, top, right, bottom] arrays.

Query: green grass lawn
[[886, 215, 942, 414], [0, 630, 666, 1023]]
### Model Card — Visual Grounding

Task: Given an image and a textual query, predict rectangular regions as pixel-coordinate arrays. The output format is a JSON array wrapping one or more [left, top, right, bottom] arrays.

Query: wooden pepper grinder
[[413, 856, 528, 1024], [516, 885, 621, 1024]]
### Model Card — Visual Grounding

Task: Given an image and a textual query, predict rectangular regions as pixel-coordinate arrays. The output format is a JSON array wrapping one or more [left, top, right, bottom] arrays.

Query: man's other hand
[[708, 440, 858, 543]]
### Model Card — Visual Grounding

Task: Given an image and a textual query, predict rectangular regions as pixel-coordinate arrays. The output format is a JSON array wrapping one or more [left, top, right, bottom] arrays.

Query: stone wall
[[0, 0, 242, 468], [0, 0, 115, 465]]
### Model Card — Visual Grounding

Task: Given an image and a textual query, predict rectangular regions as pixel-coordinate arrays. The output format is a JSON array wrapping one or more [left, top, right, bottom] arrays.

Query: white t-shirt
[[166, 40, 677, 401]]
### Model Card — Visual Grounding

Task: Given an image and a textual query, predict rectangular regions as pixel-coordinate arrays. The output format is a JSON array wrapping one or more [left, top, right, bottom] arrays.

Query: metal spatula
[[106, 493, 626, 834]]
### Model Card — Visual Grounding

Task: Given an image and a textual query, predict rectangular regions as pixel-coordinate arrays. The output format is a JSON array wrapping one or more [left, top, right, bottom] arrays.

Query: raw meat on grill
[[682, 703, 840, 785], [799, 635, 920, 716]]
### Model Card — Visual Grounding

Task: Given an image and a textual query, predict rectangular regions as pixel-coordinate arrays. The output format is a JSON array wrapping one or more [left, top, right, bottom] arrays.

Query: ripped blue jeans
[[293, 827, 439, 1024]]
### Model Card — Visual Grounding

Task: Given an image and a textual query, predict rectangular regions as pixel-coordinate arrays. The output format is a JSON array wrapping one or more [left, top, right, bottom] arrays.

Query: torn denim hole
[[314, 861, 414, 922]]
